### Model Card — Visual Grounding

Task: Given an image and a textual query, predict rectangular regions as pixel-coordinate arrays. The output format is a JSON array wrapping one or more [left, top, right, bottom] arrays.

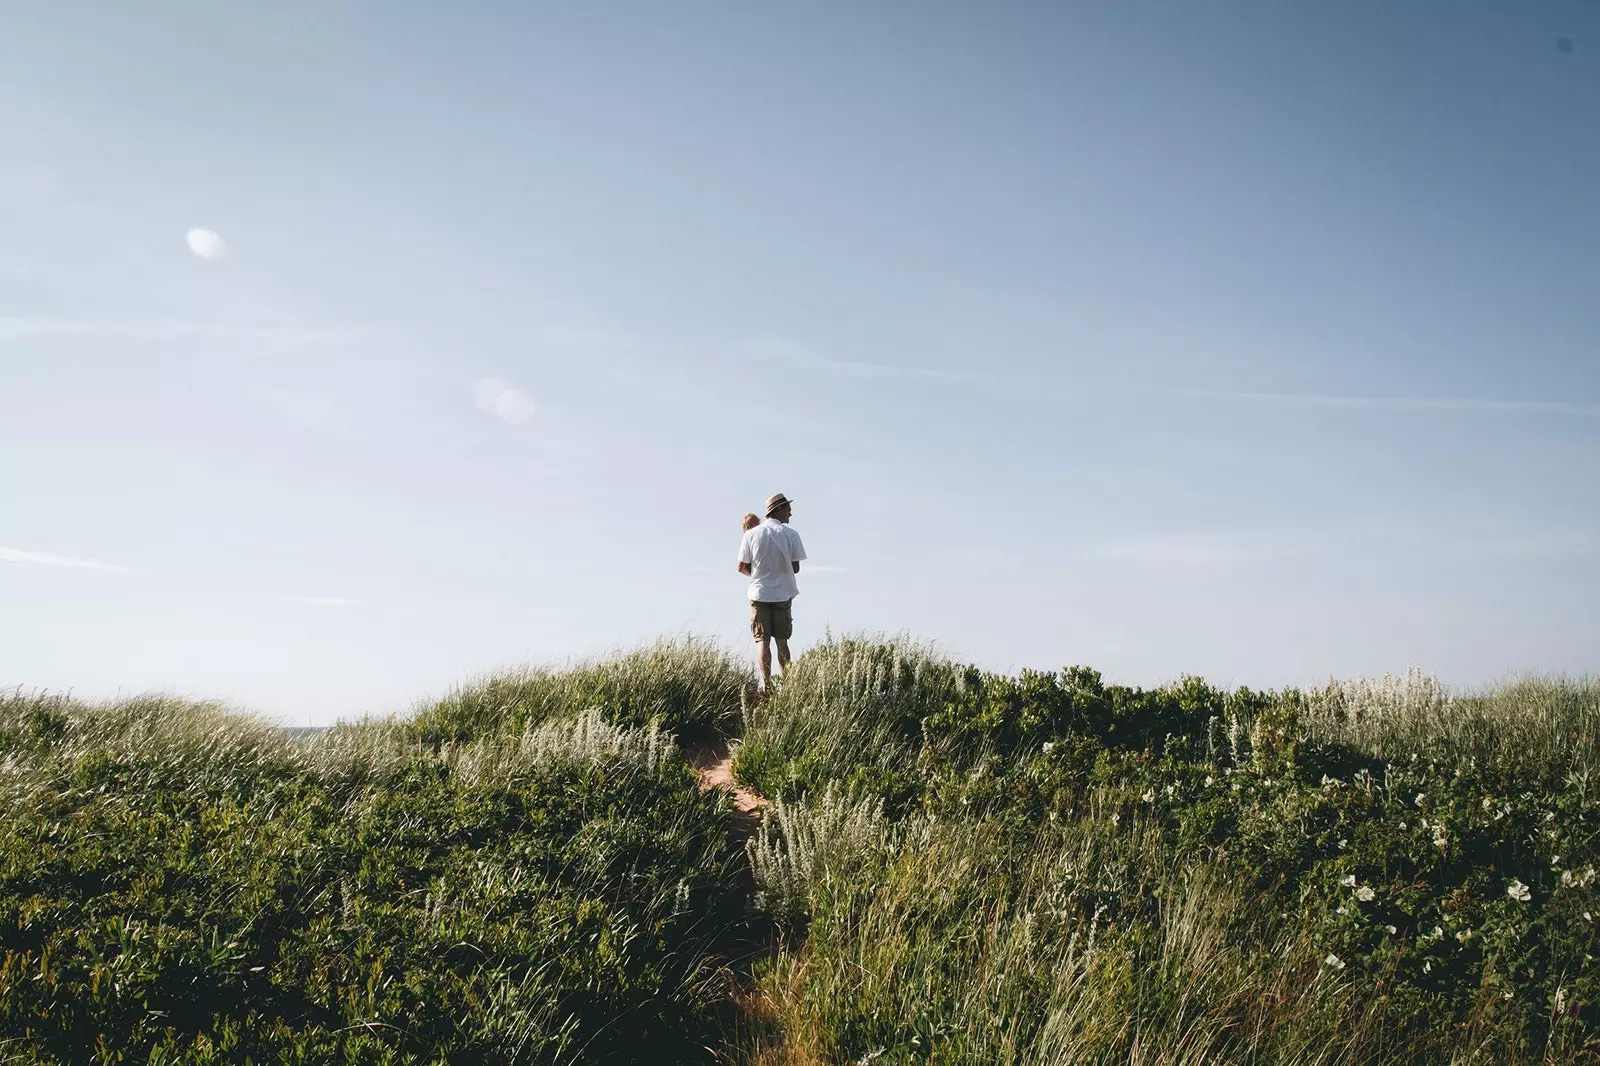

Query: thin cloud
[[540, 326, 634, 351], [1080, 524, 1600, 567], [272, 594, 357, 607], [249, 385, 360, 442], [746, 336, 998, 385], [1412, 527, 1600, 561], [823, 359, 992, 385], [0, 545, 129, 572], [1152, 386, 1600, 418], [1082, 533, 1285, 566], [471, 377, 537, 425], [0, 317, 367, 343]]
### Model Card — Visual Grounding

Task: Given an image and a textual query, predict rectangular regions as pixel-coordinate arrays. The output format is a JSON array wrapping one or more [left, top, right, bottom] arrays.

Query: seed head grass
[[3, 635, 1596, 1064]]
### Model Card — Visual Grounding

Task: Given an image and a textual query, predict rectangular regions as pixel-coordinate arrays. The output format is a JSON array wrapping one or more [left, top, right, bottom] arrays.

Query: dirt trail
[[686, 732, 770, 830], [683, 728, 783, 1058]]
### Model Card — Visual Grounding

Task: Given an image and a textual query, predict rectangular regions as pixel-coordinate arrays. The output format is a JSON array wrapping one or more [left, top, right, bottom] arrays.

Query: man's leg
[[751, 600, 774, 687], [757, 637, 774, 686], [773, 599, 794, 675]]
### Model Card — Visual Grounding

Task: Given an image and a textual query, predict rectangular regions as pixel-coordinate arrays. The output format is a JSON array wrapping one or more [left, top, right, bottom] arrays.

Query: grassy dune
[[1, 636, 1596, 1063], [0, 648, 750, 1064], [737, 638, 1600, 1064]]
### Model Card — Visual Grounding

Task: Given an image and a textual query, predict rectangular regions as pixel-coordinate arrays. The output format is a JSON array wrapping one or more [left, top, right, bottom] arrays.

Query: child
[[742, 512, 761, 532]]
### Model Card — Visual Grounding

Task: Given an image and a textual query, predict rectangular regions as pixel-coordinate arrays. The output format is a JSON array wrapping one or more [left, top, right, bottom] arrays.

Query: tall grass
[[3, 637, 1595, 1063], [732, 636, 961, 808], [0, 661, 750, 1064], [1302, 668, 1600, 783], [734, 637, 1600, 1065], [747, 793, 1598, 1065], [749, 801, 1390, 1065], [412, 636, 751, 743]]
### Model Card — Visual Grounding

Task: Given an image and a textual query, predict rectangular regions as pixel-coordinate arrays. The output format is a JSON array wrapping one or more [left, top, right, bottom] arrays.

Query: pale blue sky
[[3, 1, 1597, 723]]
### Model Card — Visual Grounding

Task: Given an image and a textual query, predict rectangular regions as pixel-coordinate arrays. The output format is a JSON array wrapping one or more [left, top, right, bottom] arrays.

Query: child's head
[[742, 512, 761, 532]]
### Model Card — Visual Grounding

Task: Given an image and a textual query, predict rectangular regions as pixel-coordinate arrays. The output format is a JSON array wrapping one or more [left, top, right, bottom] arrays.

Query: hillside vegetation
[[1, 636, 1595, 1063], [0, 641, 752, 1064], [737, 638, 1600, 1065]]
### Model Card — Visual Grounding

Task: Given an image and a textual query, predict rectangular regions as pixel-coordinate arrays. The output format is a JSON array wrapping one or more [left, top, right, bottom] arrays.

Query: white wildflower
[[1042, 741, 1055, 754], [1323, 953, 1345, 970], [1141, 788, 1155, 803], [1561, 870, 1576, 888], [1204, 775, 1214, 787], [1546, 811, 1556, 822], [1338, 838, 1348, 850], [1415, 792, 1426, 807], [1357, 886, 1376, 902], [1455, 928, 1474, 942], [1482, 797, 1494, 811], [1507, 879, 1532, 903], [1399, 821, 1407, 830], [1423, 960, 1432, 973], [1386, 924, 1397, 934], [1340, 874, 1358, 888]]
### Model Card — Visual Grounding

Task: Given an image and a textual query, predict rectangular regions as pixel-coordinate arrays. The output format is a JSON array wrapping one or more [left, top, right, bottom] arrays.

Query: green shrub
[[6, 641, 1595, 1064], [751, 804, 1388, 1065], [731, 635, 959, 811], [0, 696, 746, 1064], [737, 639, 1600, 1064], [411, 637, 750, 743]]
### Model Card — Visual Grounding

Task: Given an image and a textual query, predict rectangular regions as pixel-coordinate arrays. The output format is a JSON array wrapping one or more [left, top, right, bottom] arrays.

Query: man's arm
[[738, 562, 752, 576], [737, 531, 754, 576], [792, 561, 800, 573]]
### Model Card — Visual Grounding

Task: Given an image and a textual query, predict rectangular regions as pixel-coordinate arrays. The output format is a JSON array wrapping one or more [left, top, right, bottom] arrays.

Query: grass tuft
[[411, 636, 751, 744]]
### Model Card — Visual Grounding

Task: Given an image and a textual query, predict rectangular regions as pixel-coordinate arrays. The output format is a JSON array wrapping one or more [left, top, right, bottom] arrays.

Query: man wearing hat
[[737, 493, 807, 689]]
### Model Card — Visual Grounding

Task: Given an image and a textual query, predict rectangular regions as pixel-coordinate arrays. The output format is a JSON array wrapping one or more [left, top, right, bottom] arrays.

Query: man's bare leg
[[775, 638, 791, 674], [758, 638, 774, 687]]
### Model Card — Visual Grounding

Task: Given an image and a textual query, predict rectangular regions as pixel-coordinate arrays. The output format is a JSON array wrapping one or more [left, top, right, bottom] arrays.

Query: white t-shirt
[[738, 518, 807, 603]]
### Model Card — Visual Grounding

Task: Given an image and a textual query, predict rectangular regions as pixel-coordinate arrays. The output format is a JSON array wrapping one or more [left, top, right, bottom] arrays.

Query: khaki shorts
[[749, 599, 794, 642]]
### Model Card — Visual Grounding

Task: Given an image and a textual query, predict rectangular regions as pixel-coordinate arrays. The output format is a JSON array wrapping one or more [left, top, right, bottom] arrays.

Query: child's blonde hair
[[742, 512, 761, 532]]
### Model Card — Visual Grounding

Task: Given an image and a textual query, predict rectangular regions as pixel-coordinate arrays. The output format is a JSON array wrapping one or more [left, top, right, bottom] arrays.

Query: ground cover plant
[[1, 635, 1595, 1063], [411, 638, 748, 744], [734, 637, 1600, 1064], [0, 642, 754, 1065]]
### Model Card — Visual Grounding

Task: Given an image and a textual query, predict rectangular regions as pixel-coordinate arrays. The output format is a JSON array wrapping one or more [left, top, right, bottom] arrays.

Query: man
[[737, 492, 806, 689]]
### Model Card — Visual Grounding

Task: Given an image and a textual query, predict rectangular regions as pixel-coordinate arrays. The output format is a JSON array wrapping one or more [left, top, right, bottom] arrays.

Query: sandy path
[[685, 732, 770, 822]]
